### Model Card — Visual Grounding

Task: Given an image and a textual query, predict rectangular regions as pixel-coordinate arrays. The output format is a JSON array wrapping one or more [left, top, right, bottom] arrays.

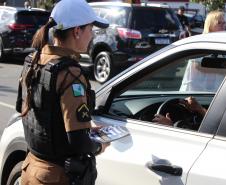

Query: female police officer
[[16, 0, 110, 184]]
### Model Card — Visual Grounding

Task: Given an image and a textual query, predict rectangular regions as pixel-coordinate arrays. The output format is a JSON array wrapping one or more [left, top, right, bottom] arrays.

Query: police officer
[[177, 6, 191, 37], [16, 0, 110, 184]]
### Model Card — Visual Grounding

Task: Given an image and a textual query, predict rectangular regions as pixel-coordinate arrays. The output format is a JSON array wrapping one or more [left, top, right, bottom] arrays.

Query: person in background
[[24, 0, 31, 9], [180, 10, 226, 92], [203, 10, 226, 33], [177, 6, 191, 37], [16, 0, 110, 184]]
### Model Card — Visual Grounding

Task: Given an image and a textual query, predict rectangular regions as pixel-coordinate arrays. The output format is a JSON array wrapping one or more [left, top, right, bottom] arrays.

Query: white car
[[1, 32, 226, 185]]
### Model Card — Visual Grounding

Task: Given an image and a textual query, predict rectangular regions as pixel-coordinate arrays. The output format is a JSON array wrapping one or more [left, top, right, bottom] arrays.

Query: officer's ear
[[72, 27, 81, 40]]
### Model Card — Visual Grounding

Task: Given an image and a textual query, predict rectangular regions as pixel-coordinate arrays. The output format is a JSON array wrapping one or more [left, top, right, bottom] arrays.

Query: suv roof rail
[[0, 5, 19, 11], [89, 2, 132, 7], [141, 3, 170, 8], [0, 6, 47, 12], [30, 7, 47, 11]]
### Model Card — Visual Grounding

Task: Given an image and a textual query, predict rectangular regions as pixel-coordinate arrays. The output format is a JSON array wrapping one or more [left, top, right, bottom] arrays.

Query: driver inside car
[[152, 96, 207, 128]]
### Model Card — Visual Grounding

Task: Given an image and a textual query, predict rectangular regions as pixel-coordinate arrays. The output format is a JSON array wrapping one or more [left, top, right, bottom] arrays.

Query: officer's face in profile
[[178, 9, 185, 15], [73, 24, 94, 53]]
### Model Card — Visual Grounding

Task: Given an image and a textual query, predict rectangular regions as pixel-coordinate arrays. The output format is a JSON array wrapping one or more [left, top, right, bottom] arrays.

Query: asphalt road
[[0, 57, 100, 138]]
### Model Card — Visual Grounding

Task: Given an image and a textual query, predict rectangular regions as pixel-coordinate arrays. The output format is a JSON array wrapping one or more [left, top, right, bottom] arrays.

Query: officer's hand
[[90, 120, 103, 129], [100, 142, 110, 154], [152, 113, 173, 126]]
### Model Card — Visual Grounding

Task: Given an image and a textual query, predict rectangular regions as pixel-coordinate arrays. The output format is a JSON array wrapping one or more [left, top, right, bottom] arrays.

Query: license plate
[[155, 38, 170, 45]]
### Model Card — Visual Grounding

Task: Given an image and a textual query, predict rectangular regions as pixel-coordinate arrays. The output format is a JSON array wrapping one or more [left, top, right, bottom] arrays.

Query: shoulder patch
[[72, 83, 85, 97], [76, 103, 91, 122]]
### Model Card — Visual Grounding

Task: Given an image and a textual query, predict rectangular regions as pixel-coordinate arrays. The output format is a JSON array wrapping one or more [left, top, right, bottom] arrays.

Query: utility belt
[[64, 154, 97, 185]]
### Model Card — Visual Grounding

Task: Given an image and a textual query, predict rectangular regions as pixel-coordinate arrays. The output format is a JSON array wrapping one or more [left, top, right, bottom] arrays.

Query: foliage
[[37, 0, 56, 11], [190, 0, 225, 11]]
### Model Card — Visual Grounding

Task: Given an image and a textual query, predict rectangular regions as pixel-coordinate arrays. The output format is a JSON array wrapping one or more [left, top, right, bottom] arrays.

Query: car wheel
[[94, 51, 114, 83], [6, 161, 23, 185]]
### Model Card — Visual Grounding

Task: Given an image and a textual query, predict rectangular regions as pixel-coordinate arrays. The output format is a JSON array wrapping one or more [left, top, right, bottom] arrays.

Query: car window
[[15, 11, 49, 27], [93, 6, 128, 27], [108, 52, 226, 132], [131, 7, 181, 31]]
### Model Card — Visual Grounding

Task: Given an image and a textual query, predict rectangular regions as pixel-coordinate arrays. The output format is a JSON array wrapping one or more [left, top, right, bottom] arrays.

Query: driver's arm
[[183, 96, 207, 116], [152, 96, 207, 126]]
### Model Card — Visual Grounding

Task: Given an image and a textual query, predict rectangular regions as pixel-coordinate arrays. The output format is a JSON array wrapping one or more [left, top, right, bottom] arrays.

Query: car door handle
[[146, 163, 183, 176]]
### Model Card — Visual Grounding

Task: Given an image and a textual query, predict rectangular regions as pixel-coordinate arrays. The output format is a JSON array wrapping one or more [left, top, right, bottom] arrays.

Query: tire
[[94, 51, 114, 84], [6, 161, 23, 185]]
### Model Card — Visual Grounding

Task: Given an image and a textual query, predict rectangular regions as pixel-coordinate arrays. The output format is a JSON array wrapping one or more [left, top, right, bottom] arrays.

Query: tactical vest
[[18, 55, 95, 161]]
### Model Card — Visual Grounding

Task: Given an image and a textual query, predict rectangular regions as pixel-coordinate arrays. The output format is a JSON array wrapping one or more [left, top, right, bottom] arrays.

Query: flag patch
[[72, 83, 85, 97]]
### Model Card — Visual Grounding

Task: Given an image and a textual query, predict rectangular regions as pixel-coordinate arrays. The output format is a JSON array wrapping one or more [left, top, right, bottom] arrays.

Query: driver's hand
[[182, 96, 207, 116], [152, 113, 173, 126]]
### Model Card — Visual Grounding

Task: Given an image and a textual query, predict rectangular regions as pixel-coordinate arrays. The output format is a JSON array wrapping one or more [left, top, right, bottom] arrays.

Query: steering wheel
[[156, 98, 202, 130]]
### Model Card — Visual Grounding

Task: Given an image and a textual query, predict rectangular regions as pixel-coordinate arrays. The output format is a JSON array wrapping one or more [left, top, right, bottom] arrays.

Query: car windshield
[[131, 7, 181, 32]]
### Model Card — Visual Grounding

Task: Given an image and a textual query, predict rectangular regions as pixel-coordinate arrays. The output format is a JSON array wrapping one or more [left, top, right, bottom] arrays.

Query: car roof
[[173, 32, 226, 46], [0, 6, 47, 13], [89, 2, 170, 8]]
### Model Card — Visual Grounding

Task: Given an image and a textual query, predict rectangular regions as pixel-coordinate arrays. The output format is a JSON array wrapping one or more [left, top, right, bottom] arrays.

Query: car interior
[[107, 51, 226, 131]]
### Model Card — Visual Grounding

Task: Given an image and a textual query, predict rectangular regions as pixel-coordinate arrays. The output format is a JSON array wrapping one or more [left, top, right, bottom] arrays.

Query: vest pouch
[[23, 111, 54, 157], [16, 82, 22, 113]]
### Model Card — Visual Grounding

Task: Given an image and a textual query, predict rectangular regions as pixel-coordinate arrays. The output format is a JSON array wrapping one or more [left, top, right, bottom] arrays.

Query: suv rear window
[[16, 11, 49, 27], [131, 7, 181, 32], [93, 6, 129, 27]]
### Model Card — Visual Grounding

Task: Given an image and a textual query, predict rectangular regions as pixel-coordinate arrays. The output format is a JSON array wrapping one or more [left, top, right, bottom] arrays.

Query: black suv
[[0, 6, 50, 61], [81, 2, 183, 83]]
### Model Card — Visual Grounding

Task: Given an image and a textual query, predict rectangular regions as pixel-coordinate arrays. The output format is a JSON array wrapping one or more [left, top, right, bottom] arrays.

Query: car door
[[187, 77, 226, 185], [93, 44, 226, 185], [94, 116, 212, 185]]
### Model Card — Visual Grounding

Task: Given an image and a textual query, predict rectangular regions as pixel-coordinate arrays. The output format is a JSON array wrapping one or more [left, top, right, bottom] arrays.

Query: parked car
[[80, 2, 184, 83], [0, 6, 50, 61], [2, 32, 226, 185]]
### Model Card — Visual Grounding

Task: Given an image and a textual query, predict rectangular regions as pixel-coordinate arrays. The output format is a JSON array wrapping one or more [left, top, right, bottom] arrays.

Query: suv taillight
[[8, 23, 34, 30], [117, 28, 142, 39]]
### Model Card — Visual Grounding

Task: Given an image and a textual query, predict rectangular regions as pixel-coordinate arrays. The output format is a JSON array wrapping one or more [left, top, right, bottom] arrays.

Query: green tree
[[190, 0, 225, 11], [37, 0, 56, 11]]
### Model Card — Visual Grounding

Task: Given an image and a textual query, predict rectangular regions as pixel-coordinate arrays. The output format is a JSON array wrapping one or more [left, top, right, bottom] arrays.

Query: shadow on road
[[0, 85, 18, 94]]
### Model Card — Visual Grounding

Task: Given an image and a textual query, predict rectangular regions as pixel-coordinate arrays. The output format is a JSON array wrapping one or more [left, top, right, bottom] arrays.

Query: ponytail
[[21, 18, 56, 117], [32, 18, 56, 50]]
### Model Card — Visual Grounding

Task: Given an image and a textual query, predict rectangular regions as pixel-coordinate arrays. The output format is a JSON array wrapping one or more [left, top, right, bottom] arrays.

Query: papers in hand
[[90, 125, 130, 143]]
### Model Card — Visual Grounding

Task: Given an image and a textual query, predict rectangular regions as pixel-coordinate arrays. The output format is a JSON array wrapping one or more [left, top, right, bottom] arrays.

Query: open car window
[[108, 52, 226, 132]]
